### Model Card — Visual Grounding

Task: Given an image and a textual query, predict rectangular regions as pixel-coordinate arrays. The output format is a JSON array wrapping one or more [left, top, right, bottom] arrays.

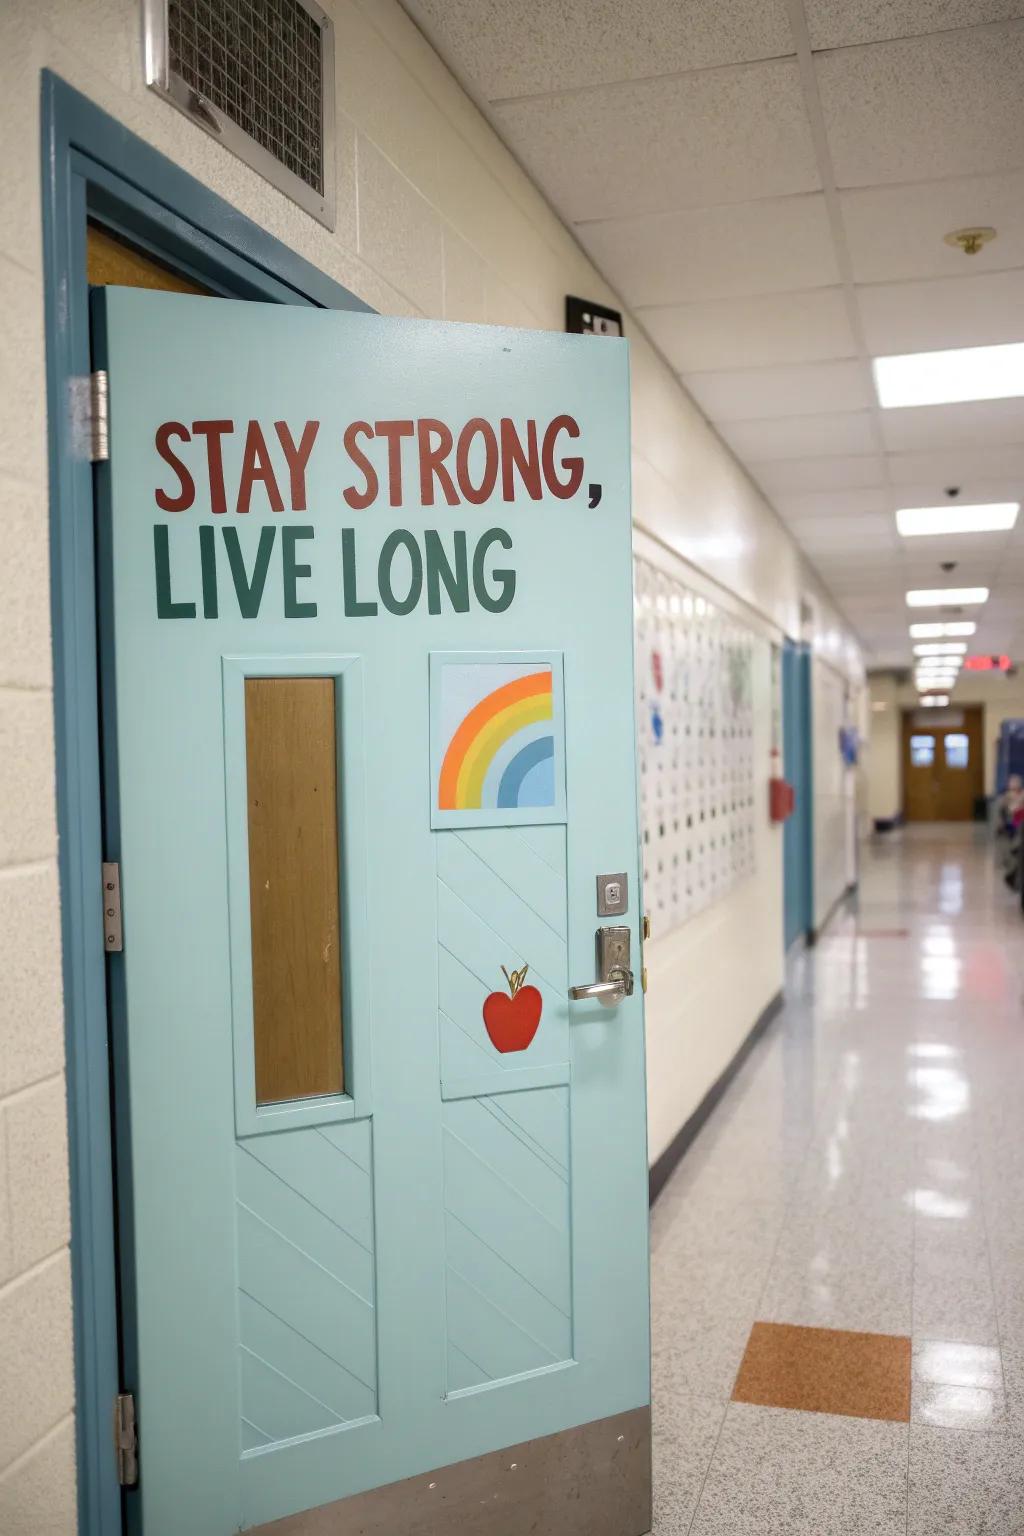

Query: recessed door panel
[[442, 1086, 572, 1394]]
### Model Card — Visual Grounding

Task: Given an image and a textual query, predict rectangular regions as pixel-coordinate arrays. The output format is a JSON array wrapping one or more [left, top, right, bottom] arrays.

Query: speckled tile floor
[[650, 824, 1024, 1535]]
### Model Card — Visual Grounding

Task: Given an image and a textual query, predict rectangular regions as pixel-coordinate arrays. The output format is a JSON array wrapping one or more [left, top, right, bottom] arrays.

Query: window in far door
[[944, 733, 969, 769]]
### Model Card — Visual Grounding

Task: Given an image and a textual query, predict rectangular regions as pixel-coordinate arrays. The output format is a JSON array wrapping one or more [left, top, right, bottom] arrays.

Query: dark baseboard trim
[[809, 883, 855, 946], [648, 989, 784, 1206]]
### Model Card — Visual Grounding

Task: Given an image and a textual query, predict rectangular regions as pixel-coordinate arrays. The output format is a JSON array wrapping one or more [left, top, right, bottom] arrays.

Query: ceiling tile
[[720, 411, 876, 460], [816, 578, 905, 602], [401, 0, 794, 99], [817, 23, 1024, 189], [683, 360, 870, 421], [812, 553, 902, 576], [839, 171, 1024, 285], [888, 479, 1024, 510], [837, 607, 907, 626], [887, 446, 1024, 482], [577, 194, 837, 307], [981, 595, 1024, 617], [640, 288, 855, 372], [753, 454, 886, 493], [879, 399, 1024, 452], [902, 553, 1002, 581], [804, 0, 1024, 50], [774, 488, 890, 519], [787, 512, 897, 548], [857, 269, 1024, 354], [492, 59, 819, 221]]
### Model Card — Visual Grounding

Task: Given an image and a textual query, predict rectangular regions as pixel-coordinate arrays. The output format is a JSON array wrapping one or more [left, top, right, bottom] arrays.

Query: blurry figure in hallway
[[996, 773, 1024, 890]]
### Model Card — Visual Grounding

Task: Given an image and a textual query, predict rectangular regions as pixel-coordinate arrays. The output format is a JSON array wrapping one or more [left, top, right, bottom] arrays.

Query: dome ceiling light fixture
[[943, 226, 997, 256]]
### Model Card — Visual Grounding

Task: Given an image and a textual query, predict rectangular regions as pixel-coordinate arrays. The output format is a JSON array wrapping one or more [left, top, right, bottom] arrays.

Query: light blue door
[[782, 640, 814, 947], [97, 289, 650, 1534]]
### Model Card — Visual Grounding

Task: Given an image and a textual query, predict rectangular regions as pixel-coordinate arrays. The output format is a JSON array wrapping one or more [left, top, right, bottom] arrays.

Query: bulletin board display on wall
[[634, 554, 756, 932]]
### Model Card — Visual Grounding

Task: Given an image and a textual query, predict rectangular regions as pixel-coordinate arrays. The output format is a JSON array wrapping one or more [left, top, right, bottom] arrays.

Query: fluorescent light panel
[[896, 502, 1019, 537], [874, 343, 1024, 409], [909, 622, 976, 638], [920, 696, 950, 707], [906, 587, 989, 607], [914, 643, 967, 656]]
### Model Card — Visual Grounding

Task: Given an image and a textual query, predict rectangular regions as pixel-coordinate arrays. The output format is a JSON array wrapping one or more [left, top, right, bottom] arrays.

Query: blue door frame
[[782, 640, 814, 949], [40, 72, 368, 1536]]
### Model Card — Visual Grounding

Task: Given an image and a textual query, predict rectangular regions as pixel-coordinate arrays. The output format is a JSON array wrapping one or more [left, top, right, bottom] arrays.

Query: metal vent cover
[[143, 0, 336, 229]]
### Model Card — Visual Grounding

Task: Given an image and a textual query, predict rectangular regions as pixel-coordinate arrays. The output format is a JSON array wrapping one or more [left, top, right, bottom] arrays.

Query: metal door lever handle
[[569, 978, 625, 1002]]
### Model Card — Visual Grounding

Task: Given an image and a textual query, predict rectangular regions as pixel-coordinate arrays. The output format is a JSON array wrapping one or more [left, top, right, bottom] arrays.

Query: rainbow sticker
[[433, 659, 563, 823]]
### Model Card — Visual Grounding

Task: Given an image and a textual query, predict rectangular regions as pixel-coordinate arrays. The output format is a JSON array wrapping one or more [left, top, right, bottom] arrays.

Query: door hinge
[[113, 1391, 138, 1487], [89, 369, 109, 462], [102, 861, 123, 953]]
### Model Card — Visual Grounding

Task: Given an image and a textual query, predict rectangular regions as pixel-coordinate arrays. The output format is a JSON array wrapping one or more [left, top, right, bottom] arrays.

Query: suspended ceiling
[[400, 0, 1024, 671]]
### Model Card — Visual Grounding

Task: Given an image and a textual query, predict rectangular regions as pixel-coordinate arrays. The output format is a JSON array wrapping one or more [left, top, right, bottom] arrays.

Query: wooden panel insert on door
[[245, 677, 344, 1104]]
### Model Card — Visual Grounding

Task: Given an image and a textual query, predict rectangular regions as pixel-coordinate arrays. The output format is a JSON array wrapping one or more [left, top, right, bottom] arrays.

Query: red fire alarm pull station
[[769, 776, 795, 823], [768, 745, 794, 823]]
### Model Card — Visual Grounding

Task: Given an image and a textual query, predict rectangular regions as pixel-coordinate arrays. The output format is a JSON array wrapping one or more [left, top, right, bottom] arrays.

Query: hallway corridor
[[651, 826, 1024, 1534]]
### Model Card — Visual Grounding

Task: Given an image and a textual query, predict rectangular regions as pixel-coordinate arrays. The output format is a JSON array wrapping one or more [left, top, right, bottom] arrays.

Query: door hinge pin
[[90, 370, 109, 462], [102, 861, 123, 953], [113, 1391, 138, 1487]]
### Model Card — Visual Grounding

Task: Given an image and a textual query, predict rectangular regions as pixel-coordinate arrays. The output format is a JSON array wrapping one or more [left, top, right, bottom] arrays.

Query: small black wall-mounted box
[[566, 295, 624, 337]]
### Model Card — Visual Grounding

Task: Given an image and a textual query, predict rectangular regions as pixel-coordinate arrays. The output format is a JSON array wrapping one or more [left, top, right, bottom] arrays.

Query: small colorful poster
[[430, 653, 566, 828]]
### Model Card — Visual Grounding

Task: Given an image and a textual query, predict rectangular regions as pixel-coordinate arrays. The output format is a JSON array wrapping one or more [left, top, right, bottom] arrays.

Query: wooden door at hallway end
[[902, 706, 984, 821]]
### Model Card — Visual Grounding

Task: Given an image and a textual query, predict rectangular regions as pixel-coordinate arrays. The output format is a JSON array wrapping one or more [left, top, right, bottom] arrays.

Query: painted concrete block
[[0, 691, 58, 866], [0, 1253, 74, 1471], [356, 135, 442, 315], [0, 864, 64, 1102], [0, 1415, 76, 1535], [4, 1076, 70, 1277]]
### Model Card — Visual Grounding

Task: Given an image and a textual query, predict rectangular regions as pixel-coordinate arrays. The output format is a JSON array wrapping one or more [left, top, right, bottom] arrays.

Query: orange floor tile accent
[[732, 1322, 911, 1423]]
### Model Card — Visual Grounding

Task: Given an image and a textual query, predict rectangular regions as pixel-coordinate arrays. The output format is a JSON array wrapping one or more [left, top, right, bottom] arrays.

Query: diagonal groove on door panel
[[442, 1088, 572, 1393], [238, 1143, 374, 1265], [236, 1122, 378, 1447], [479, 1096, 568, 1183], [453, 829, 567, 939], [239, 1290, 377, 1403]]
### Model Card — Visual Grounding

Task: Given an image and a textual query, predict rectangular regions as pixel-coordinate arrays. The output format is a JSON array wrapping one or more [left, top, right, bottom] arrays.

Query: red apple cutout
[[483, 964, 542, 1054]]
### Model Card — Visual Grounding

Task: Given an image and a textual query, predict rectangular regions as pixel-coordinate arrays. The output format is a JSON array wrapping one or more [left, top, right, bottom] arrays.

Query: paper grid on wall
[[634, 555, 756, 932]]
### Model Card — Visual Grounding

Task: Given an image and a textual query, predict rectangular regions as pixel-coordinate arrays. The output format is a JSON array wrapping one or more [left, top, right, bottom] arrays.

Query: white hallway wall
[[812, 657, 855, 931], [0, 0, 862, 1524]]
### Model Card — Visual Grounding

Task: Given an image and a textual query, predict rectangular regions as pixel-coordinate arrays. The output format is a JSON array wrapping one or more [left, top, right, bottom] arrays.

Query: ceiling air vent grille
[[144, 0, 336, 228]]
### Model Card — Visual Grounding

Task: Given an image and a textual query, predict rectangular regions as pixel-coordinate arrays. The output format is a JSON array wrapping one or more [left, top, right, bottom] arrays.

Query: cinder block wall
[[0, 2, 862, 1526]]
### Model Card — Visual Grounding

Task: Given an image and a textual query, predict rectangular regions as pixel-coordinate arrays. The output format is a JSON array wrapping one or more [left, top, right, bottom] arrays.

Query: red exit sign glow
[[963, 654, 1011, 671]]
